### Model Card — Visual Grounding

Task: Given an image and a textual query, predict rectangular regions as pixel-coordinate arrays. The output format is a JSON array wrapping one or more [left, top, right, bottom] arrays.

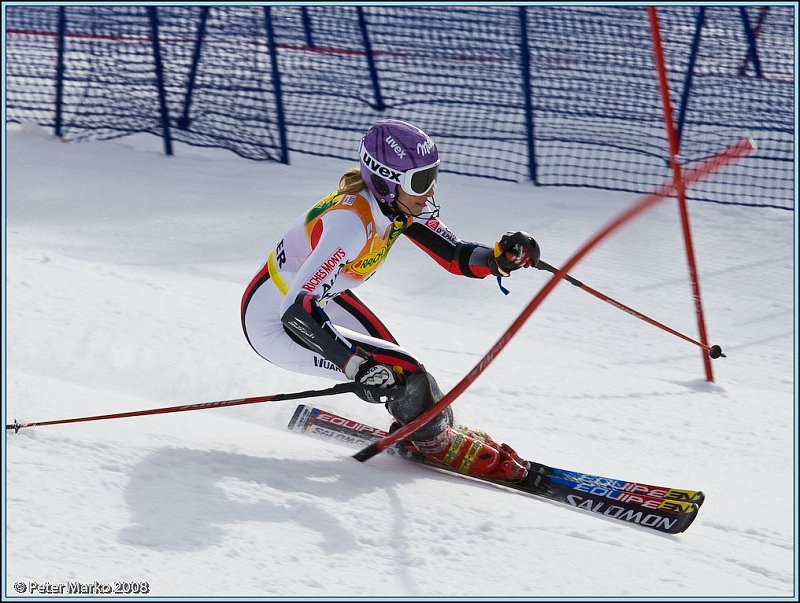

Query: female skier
[[241, 119, 540, 482]]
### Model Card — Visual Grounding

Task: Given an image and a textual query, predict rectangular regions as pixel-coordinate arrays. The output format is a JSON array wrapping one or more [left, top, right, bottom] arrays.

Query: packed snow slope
[[5, 124, 796, 598]]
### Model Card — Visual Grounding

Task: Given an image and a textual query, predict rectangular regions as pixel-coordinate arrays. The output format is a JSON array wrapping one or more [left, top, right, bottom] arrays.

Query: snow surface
[[4, 123, 796, 599]]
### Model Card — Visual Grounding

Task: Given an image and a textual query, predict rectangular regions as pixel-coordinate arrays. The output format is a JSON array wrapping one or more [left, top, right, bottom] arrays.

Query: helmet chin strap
[[419, 195, 440, 219]]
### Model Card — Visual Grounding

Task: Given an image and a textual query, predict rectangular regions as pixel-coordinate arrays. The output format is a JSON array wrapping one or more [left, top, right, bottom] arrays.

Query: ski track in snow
[[4, 124, 796, 598]]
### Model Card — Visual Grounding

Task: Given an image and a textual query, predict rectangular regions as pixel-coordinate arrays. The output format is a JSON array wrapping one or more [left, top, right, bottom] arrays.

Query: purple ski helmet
[[358, 119, 440, 205]]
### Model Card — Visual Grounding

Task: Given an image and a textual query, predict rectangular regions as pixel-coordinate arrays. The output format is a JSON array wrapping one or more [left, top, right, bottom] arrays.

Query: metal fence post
[[147, 7, 173, 156], [518, 6, 538, 184], [54, 6, 66, 138], [300, 7, 315, 48], [357, 7, 385, 111], [675, 6, 705, 151], [739, 6, 763, 78], [264, 6, 289, 164], [738, 7, 769, 76], [177, 6, 209, 130]]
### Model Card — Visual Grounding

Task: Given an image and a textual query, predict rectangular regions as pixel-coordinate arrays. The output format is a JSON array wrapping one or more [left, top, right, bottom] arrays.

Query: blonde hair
[[338, 167, 365, 195]]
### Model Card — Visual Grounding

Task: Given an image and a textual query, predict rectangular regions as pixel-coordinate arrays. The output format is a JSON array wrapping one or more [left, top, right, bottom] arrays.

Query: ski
[[287, 404, 701, 534], [534, 465, 705, 506], [286, 404, 704, 505]]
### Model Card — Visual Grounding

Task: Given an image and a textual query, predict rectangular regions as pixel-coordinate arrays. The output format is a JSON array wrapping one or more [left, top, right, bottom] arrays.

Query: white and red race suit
[[241, 188, 495, 381]]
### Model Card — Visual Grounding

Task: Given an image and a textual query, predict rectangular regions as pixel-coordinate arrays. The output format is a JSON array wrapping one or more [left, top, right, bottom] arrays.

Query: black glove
[[488, 231, 540, 277], [343, 348, 404, 403], [355, 361, 397, 387]]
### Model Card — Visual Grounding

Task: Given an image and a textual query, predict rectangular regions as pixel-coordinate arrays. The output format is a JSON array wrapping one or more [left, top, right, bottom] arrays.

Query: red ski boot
[[409, 425, 528, 482]]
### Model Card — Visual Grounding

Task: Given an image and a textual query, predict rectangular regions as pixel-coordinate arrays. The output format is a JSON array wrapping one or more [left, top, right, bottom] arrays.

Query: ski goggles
[[360, 143, 440, 196]]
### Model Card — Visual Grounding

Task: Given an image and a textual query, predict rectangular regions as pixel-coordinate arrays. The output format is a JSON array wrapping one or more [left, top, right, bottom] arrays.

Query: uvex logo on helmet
[[361, 149, 402, 183], [385, 136, 407, 158]]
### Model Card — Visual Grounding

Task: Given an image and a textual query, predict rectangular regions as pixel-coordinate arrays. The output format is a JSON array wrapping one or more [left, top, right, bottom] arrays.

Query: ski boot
[[385, 370, 527, 482], [406, 424, 529, 483]]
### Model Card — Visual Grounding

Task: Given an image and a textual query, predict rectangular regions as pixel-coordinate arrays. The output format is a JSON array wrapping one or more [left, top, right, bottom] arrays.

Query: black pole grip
[[353, 442, 382, 462]]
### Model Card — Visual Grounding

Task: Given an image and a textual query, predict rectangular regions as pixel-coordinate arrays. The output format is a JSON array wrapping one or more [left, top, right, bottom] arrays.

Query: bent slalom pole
[[535, 260, 725, 358], [6, 382, 357, 433], [354, 137, 754, 463]]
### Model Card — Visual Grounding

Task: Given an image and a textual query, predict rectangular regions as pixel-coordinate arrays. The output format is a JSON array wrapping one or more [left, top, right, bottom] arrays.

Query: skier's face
[[395, 187, 432, 218]]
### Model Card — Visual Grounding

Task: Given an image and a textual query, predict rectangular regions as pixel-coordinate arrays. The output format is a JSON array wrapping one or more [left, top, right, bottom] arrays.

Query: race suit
[[241, 188, 495, 382]]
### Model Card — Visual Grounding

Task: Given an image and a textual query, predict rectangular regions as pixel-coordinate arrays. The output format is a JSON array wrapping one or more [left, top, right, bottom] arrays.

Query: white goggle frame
[[360, 142, 439, 197]]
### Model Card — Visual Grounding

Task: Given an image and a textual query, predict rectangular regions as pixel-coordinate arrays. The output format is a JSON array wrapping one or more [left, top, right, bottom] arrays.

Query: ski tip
[[353, 442, 381, 462], [671, 502, 701, 534], [661, 487, 706, 507]]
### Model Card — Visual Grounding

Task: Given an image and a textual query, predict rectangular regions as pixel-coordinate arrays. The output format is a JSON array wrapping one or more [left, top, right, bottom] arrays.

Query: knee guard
[[386, 370, 453, 441]]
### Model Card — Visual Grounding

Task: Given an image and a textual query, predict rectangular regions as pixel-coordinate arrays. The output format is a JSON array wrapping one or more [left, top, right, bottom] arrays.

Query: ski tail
[[288, 403, 389, 448]]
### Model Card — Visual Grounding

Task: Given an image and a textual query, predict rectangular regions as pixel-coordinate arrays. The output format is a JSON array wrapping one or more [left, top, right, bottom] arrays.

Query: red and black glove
[[488, 231, 540, 277]]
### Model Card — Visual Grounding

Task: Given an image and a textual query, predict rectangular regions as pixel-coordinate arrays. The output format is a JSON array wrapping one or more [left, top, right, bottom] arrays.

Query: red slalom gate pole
[[354, 137, 754, 462], [536, 260, 725, 358], [648, 6, 715, 382], [6, 382, 357, 433]]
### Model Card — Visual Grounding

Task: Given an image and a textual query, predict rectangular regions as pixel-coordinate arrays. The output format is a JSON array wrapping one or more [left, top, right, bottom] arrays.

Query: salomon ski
[[287, 404, 702, 534]]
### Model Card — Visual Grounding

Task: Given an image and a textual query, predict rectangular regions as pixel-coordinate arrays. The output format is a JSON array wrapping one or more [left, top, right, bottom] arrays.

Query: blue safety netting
[[5, 5, 794, 209]]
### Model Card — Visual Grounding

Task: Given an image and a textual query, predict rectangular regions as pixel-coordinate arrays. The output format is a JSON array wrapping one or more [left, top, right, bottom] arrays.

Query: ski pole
[[6, 382, 357, 433], [536, 260, 725, 358], [353, 136, 754, 463]]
